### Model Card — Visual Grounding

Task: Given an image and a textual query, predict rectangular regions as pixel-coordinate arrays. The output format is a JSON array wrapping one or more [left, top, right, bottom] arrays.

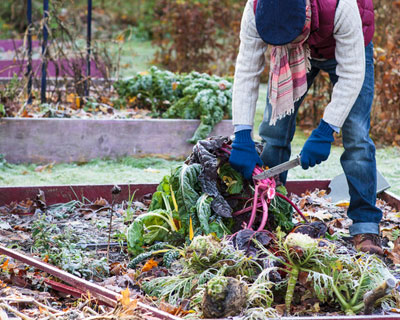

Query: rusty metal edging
[[0, 180, 333, 206], [1, 180, 398, 208], [0, 183, 158, 206]]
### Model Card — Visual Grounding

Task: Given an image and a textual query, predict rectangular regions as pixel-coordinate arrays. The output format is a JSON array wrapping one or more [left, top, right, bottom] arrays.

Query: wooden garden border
[[0, 118, 234, 163]]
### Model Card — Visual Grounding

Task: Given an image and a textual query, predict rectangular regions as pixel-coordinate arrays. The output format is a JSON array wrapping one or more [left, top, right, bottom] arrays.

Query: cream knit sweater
[[232, 0, 366, 129]]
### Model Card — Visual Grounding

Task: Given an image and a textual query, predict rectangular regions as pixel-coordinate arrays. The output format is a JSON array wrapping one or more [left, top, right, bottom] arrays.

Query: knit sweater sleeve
[[232, 0, 268, 127], [322, 0, 366, 128]]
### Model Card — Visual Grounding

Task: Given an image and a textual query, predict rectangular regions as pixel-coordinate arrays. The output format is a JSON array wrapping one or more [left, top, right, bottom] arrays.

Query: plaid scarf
[[268, 1, 312, 125]]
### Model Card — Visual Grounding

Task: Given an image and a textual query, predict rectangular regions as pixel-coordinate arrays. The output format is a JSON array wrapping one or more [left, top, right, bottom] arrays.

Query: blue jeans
[[259, 42, 382, 236]]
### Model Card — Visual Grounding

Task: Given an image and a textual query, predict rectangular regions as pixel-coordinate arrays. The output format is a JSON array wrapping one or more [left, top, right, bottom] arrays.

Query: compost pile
[[1, 136, 400, 319]]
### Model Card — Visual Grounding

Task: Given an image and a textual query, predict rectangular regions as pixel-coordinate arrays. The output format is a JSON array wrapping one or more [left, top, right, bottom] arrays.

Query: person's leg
[[259, 67, 320, 183], [340, 43, 382, 235], [319, 42, 382, 236]]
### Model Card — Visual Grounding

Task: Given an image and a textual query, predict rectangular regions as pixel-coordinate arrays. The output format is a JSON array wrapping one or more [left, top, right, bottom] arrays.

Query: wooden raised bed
[[0, 118, 234, 163]]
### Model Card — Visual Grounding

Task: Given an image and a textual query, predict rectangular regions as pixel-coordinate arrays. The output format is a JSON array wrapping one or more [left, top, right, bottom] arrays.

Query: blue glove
[[229, 129, 263, 179], [300, 119, 334, 169]]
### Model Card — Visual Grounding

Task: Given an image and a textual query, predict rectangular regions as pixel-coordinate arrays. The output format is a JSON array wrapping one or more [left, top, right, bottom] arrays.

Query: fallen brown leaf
[[119, 287, 131, 307], [94, 198, 108, 207], [386, 237, 400, 264], [141, 259, 158, 272]]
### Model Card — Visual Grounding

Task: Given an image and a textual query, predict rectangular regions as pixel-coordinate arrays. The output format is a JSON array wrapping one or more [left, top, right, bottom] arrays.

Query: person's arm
[[322, 0, 366, 128], [232, 0, 268, 128], [229, 0, 267, 179]]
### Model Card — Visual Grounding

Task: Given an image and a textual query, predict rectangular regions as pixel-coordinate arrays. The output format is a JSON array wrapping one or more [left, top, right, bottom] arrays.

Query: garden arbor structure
[[26, 0, 93, 104]]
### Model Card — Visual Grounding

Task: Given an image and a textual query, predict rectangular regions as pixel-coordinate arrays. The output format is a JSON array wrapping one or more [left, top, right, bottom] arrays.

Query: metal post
[[41, 0, 49, 104], [85, 0, 92, 97], [27, 0, 33, 105]]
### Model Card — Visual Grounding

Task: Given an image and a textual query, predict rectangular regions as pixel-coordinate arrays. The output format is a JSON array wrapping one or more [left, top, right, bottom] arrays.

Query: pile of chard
[[220, 145, 308, 233], [127, 136, 299, 260], [125, 136, 400, 318]]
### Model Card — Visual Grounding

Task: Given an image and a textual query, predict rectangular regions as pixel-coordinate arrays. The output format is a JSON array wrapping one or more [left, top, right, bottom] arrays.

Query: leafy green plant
[[126, 163, 234, 256], [124, 191, 137, 223], [257, 230, 396, 315], [143, 268, 216, 306], [0, 104, 5, 117], [113, 66, 232, 143], [308, 253, 395, 315], [31, 213, 109, 279], [218, 163, 244, 195], [0, 154, 11, 169], [0, 74, 20, 116], [246, 268, 276, 309], [268, 185, 294, 232], [142, 235, 261, 308]]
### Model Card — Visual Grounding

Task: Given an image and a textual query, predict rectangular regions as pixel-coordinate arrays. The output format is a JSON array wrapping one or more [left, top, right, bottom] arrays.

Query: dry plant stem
[[99, 306, 107, 313], [107, 194, 116, 264], [78, 299, 90, 311], [85, 316, 114, 320], [107, 207, 113, 264], [1, 298, 59, 313], [363, 278, 397, 315], [0, 303, 34, 320], [0, 308, 9, 320], [41, 312, 67, 320], [83, 306, 99, 316]]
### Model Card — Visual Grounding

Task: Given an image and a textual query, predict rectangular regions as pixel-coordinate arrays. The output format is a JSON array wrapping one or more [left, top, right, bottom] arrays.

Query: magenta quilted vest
[[253, 0, 375, 59]]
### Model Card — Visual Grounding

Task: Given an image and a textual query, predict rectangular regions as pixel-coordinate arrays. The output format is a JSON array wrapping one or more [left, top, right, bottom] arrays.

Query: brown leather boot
[[353, 234, 384, 255]]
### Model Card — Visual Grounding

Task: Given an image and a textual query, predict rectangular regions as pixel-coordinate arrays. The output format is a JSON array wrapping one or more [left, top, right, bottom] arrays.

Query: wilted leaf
[[1, 259, 9, 272], [34, 162, 54, 173], [119, 287, 131, 306], [299, 198, 307, 209], [335, 201, 350, 207], [159, 301, 192, 316], [94, 198, 108, 207], [141, 259, 158, 272], [387, 237, 400, 264], [317, 190, 327, 197], [307, 210, 333, 221], [110, 262, 125, 276]]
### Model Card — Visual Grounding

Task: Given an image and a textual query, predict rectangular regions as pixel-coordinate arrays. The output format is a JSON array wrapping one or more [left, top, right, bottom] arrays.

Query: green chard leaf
[[127, 209, 172, 256], [218, 163, 244, 194], [170, 164, 202, 235], [195, 194, 213, 234], [127, 218, 145, 256], [269, 185, 294, 232], [149, 175, 172, 211]]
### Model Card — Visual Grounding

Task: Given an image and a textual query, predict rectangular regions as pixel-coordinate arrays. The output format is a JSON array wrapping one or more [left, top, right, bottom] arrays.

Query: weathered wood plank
[[0, 118, 234, 163]]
